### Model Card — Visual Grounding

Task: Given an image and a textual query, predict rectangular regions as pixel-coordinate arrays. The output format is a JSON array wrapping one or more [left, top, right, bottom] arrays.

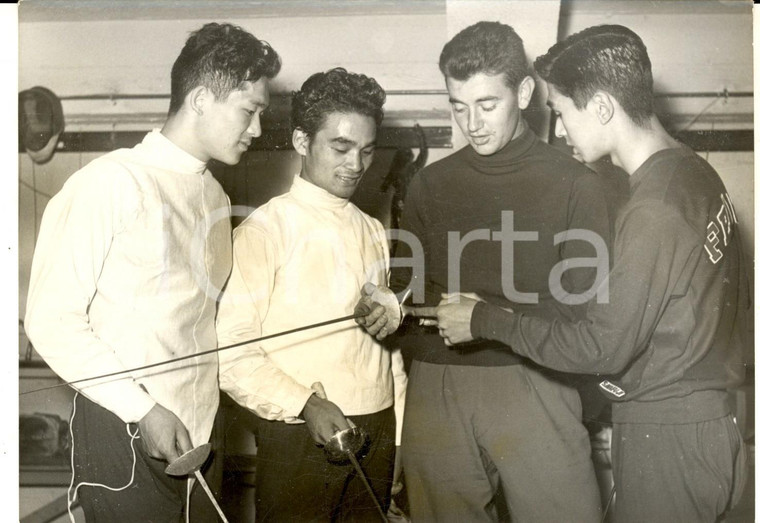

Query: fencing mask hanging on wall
[[19, 86, 64, 165]]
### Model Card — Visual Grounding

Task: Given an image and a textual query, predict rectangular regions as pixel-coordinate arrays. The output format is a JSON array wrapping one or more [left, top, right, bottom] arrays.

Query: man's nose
[[554, 117, 566, 139], [247, 113, 262, 138], [468, 111, 482, 133], [345, 150, 362, 172]]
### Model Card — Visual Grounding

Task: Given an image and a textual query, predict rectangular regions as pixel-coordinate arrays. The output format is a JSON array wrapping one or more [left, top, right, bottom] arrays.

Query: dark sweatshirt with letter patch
[[472, 146, 748, 423]]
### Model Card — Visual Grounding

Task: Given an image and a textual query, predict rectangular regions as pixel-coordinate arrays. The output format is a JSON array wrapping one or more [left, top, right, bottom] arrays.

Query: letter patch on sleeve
[[703, 192, 738, 264]]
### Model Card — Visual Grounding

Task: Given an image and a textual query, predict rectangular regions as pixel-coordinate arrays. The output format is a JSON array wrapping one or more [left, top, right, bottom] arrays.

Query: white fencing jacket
[[217, 174, 407, 443], [25, 130, 232, 446]]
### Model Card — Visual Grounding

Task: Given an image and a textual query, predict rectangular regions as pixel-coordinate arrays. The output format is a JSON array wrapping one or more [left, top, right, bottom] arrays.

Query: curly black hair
[[290, 67, 386, 137], [169, 22, 281, 115], [534, 25, 654, 127], [439, 21, 530, 89]]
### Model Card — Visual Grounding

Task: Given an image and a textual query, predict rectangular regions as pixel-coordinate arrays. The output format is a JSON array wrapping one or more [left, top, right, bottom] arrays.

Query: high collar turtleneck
[[140, 129, 208, 176], [465, 122, 537, 176], [290, 174, 351, 211]]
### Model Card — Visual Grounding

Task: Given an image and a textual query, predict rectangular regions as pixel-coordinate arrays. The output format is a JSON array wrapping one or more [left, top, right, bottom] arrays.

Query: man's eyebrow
[[330, 136, 377, 148], [243, 97, 269, 108], [449, 95, 500, 104], [330, 137, 356, 145]]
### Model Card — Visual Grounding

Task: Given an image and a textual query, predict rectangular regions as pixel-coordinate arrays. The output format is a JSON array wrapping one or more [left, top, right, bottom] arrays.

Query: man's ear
[[592, 92, 615, 125], [517, 76, 535, 110], [188, 86, 211, 116], [292, 128, 309, 156]]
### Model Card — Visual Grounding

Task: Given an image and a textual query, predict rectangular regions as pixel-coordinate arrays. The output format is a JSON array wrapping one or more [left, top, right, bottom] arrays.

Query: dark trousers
[[71, 394, 224, 522], [612, 414, 748, 523], [254, 407, 396, 522], [402, 361, 603, 523]]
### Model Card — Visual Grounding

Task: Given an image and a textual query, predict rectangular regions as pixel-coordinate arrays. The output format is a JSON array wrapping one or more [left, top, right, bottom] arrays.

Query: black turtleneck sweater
[[390, 126, 617, 366]]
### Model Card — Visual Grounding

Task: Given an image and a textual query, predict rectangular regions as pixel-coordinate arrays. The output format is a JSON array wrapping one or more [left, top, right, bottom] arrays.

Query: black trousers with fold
[[253, 406, 396, 522], [71, 394, 224, 522]]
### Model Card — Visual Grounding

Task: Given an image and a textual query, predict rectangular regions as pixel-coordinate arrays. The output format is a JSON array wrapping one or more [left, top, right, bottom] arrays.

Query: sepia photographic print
[[13, 1, 755, 521]]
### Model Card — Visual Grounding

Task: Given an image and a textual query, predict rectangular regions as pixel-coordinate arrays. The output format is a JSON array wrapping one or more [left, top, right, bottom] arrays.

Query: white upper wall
[[19, 15, 449, 94], [20, 1, 752, 133], [19, 5, 453, 131]]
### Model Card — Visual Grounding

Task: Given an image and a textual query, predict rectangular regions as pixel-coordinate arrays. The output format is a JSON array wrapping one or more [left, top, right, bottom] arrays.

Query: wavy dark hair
[[169, 22, 281, 115], [534, 25, 654, 127], [290, 67, 386, 137], [439, 21, 530, 89]]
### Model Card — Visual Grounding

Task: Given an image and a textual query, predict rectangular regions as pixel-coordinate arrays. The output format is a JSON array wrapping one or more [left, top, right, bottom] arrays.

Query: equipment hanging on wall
[[19, 86, 65, 165]]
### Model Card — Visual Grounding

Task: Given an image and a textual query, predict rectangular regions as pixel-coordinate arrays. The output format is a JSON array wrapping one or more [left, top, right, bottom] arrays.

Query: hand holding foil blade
[[415, 293, 494, 346], [355, 283, 436, 340], [302, 382, 353, 446], [310, 384, 388, 521], [324, 425, 388, 522], [354, 283, 400, 340]]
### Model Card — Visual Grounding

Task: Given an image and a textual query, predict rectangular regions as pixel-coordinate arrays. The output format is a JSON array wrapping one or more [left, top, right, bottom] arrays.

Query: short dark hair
[[169, 22, 281, 115], [439, 21, 530, 89], [290, 67, 386, 137], [534, 25, 654, 127]]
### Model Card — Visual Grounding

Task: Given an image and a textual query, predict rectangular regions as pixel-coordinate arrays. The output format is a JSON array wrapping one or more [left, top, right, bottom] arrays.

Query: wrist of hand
[[299, 392, 317, 420]]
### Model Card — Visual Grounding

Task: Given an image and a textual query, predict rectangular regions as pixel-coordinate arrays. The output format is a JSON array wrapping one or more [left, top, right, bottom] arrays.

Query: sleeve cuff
[[471, 301, 516, 342], [87, 382, 157, 424], [286, 387, 318, 421]]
